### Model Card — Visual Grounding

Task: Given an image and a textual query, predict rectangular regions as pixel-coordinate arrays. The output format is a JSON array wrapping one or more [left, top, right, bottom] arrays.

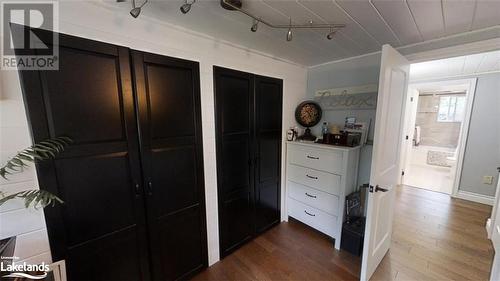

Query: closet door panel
[[14, 26, 149, 280], [54, 155, 136, 245], [44, 47, 125, 143], [146, 64, 196, 138], [133, 51, 207, 281], [255, 76, 282, 233], [151, 146, 198, 213], [214, 67, 255, 257], [158, 205, 204, 280]]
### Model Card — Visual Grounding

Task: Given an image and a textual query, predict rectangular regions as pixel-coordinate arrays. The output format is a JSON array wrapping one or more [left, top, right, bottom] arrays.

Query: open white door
[[360, 45, 410, 281]]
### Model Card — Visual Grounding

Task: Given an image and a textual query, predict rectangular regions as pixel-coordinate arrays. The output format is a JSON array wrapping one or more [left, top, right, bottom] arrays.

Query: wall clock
[[295, 101, 322, 141]]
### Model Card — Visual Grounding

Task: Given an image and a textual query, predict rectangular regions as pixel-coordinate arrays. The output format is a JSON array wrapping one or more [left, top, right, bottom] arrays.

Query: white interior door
[[360, 45, 410, 281]]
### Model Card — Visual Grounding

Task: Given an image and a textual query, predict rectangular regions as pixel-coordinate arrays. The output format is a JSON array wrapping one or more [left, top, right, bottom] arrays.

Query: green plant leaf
[[0, 189, 64, 209], [0, 136, 72, 209]]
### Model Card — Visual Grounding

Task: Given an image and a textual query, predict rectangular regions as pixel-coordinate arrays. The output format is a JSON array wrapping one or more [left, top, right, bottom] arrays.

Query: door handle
[[304, 210, 316, 217], [134, 183, 140, 195], [305, 192, 317, 198], [147, 180, 153, 195], [375, 185, 388, 192], [369, 185, 389, 193]]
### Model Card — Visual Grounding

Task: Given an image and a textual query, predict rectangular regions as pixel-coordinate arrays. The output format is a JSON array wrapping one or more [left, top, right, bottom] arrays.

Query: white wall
[[0, 1, 307, 266]]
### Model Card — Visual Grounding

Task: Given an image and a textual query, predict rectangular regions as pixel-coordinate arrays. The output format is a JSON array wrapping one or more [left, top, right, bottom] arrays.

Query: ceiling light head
[[286, 18, 293, 42], [180, 0, 196, 14], [130, 7, 141, 18], [286, 28, 293, 42], [129, 0, 148, 18], [326, 30, 337, 40], [251, 19, 259, 32], [180, 3, 191, 14]]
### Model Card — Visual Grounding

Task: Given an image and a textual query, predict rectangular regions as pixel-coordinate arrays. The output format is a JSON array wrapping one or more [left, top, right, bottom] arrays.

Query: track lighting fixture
[[220, 0, 345, 42], [286, 19, 293, 42], [180, 0, 196, 14], [326, 29, 337, 40], [130, 0, 148, 18], [251, 19, 259, 32]]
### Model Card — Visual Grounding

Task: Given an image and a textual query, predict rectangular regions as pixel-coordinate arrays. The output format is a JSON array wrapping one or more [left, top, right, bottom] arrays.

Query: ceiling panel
[[106, 0, 500, 66], [407, 0, 445, 40], [410, 50, 500, 81], [336, 0, 401, 47], [371, 0, 422, 45], [297, 0, 380, 53], [442, 0, 476, 35], [472, 0, 500, 30]]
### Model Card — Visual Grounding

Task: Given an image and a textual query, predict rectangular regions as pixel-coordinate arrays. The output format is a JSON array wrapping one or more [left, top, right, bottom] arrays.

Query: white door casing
[[400, 88, 419, 185], [360, 45, 410, 281]]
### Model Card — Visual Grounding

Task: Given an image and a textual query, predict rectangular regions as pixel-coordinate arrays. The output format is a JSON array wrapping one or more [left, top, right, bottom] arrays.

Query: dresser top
[[286, 141, 361, 152]]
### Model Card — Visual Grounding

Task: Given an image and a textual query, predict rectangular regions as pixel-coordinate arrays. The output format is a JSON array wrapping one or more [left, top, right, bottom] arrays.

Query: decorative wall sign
[[314, 84, 378, 110]]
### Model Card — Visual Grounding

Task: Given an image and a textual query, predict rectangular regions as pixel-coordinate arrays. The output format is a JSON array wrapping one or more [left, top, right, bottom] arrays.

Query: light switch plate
[[483, 176, 494, 185]]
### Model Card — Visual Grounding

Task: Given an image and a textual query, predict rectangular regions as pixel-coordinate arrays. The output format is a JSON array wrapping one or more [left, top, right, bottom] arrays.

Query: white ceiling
[[410, 49, 500, 81], [113, 0, 500, 66]]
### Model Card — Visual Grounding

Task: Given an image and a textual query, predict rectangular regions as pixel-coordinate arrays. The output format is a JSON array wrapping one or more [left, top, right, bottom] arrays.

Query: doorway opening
[[401, 79, 476, 195]]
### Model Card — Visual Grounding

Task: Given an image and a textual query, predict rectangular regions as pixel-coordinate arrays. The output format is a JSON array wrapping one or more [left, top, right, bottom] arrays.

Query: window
[[437, 95, 466, 122]]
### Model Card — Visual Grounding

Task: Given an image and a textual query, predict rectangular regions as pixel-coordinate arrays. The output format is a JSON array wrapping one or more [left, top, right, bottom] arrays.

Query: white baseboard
[[453, 190, 495, 206], [487, 218, 492, 239]]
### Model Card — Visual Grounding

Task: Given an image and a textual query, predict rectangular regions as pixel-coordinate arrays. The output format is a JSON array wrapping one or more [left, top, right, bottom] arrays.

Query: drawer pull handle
[[307, 155, 319, 160], [304, 210, 316, 217], [306, 174, 318, 180], [305, 192, 317, 198]]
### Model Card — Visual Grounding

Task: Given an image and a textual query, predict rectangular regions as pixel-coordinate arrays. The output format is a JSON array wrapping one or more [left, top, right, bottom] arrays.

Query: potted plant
[[0, 136, 72, 279]]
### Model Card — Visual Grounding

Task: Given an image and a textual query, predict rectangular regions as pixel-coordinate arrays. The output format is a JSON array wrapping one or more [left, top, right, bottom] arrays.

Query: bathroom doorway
[[401, 79, 476, 195]]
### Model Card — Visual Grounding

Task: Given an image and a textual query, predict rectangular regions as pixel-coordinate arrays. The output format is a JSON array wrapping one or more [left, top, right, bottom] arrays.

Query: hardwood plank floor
[[192, 185, 494, 281], [372, 185, 494, 281], [191, 219, 361, 281]]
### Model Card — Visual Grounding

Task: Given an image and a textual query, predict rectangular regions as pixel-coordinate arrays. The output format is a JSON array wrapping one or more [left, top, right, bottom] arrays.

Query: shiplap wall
[[0, 62, 53, 265], [0, 1, 307, 266]]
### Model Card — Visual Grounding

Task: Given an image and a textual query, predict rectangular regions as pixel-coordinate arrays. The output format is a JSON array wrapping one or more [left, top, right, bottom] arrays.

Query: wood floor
[[372, 185, 493, 281], [192, 185, 494, 281]]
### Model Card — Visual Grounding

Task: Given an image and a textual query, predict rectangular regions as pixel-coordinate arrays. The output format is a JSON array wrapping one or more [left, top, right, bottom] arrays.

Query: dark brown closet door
[[132, 51, 207, 280], [254, 76, 282, 233], [14, 26, 150, 280], [214, 67, 255, 257]]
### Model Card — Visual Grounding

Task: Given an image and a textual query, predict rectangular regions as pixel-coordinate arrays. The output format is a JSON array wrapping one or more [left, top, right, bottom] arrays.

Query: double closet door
[[214, 67, 283, 257], [15, 26, 206, 281]]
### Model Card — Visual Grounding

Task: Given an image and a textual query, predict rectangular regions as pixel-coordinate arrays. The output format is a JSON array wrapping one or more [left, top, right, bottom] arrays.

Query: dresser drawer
[[288, 198, 337, 238], [288, 164, 341, 195], [288, 181, 339, 216], [288, 145, 343, 174]]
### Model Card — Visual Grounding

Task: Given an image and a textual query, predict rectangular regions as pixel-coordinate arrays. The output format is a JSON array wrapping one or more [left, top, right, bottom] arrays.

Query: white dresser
[[286, 141, 360, 249]]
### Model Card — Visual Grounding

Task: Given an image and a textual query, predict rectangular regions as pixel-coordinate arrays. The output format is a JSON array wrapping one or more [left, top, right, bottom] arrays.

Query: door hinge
[[410, 97, 414, 102], [401, 171, 405, 176], [405, 135, 409, 140]]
